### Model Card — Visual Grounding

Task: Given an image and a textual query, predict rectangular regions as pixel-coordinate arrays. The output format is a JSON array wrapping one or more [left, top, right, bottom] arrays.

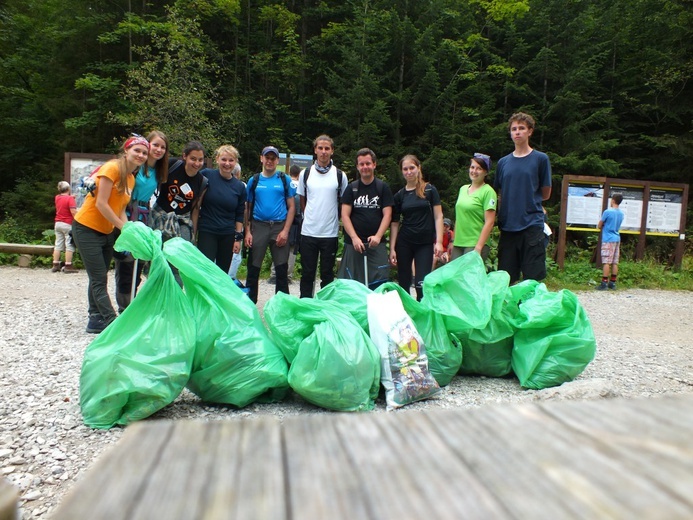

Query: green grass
[[545, 256, 693, 292]]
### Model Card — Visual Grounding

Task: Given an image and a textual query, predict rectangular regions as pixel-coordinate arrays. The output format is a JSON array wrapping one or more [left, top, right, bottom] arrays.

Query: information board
[[68, 156, 112, 209], [609, 185, 644, 233], [565, 182, 604, 230], [558, 174, 688, 271], [647, 188, 683, 235], [289, 153, 313, 171]]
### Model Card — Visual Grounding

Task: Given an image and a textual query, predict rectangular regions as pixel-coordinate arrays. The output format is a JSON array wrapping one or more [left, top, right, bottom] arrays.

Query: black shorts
[[497, 225, 546, 284]]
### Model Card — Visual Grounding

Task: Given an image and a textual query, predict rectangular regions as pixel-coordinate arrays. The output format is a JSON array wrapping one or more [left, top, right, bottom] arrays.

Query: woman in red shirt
[[52, 181, 77, 273]]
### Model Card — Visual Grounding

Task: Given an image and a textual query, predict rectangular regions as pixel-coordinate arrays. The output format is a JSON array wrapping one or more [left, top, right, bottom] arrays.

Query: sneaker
[[62, 265, 79, 274], [51, 263, 61, 273], [608, 281, 616, 290], [596, 281, 608, 291], [86, 315, 107, 334]]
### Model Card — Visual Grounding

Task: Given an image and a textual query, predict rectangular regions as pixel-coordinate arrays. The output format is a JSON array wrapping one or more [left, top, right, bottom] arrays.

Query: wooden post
[[556, 177, 569, 269], [0, 477, 19, 520], [673, 183, 689, 270]]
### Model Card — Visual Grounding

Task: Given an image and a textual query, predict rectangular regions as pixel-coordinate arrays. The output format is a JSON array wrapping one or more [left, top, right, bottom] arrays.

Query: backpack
[[303, 165, 345, 216], [248, 171, 289, 222]]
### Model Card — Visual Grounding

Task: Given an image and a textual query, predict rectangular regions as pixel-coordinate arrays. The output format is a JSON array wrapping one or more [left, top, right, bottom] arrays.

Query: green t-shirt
[[453, 183, 497, 248]]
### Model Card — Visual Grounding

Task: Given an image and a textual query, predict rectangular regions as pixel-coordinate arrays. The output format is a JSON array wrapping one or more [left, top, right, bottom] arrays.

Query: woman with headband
[[451, 153, 497, 263], [114, 130, 169, 312], [72, 134, 149, 334]]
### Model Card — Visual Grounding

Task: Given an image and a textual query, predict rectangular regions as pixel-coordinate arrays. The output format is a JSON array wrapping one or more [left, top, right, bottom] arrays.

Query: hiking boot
[[51, 263, 61, 273], [608, 281, 616, 290], [596, 281, 608, 291], [86, 315, 107, 334], [62, 264, 78, 274]]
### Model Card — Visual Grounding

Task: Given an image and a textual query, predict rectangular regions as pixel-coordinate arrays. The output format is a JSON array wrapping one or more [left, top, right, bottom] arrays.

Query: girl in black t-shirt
[[389, 154, 444, 301], [150, 141, 207, 243]]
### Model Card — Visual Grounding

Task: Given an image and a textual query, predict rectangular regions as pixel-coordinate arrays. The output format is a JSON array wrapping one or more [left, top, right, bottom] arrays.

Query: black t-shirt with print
[[341, 178, 395, 244], [156, 160, 206, 215]]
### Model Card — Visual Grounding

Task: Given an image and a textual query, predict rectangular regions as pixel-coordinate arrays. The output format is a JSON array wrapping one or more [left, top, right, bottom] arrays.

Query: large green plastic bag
[[375, 282, 461, 386], [315, 279, 372, 332], [265, 293, 333, 363], [510, 286, 596, 389], [265, 293, 380, 411], [421, 252, 491, 335], [163, 238, 289, 407], [80, 222, 195, 429], [457, 271, 514, 377], [367, 291, 440, 410]]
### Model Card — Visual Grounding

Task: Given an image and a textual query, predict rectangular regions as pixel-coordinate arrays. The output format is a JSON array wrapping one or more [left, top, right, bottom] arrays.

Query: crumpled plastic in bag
[[80, 222, 195, 429], [265, 293, 380, 411], [163, 238, 289, 407], [509, 284, 597, 389]]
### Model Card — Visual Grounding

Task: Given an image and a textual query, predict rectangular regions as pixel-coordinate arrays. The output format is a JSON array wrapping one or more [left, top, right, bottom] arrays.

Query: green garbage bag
[[375, 282, 462, 386], [510, 286, 596, 389], [265, 293, 332, 363], [458, 271, 514, 377], [163, 238, 289, 407], [265, 293, 381, 411], [316, 279, 372, 332], [503, 279, 542, 321], [421, 252, 491, 335], [80, 222, 195, 429]]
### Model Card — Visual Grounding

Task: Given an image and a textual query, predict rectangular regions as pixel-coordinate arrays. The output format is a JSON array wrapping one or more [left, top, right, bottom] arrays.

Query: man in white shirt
[[297, 134, 348, 297]]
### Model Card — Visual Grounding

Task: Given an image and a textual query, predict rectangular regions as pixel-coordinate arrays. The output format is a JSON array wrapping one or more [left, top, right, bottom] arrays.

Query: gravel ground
[[1, 265, 692, 519]]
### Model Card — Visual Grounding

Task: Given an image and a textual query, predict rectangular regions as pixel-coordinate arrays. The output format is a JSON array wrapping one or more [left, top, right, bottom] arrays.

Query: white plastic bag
[[367, 291, 440, 410]]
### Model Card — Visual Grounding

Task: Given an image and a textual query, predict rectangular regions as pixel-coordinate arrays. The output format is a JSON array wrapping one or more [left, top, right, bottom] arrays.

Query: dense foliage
[[1, 0, 691, 239]]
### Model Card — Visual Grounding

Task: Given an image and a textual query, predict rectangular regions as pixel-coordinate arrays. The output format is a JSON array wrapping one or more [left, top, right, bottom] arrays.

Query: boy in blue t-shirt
[[597, 193, 625, 290]]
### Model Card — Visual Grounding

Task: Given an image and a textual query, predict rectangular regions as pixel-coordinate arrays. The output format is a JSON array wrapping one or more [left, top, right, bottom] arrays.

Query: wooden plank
[[427, 398, 693, 519], [52, 421, 176, 520], [539, 396, 693, 510], [331, 412, 512, 519], [282, 413, 377, 519], [0, 478, 18, 520], [124, 421, 237, 520], [226, 417, 287, 520], [0, 243, 54, 255]]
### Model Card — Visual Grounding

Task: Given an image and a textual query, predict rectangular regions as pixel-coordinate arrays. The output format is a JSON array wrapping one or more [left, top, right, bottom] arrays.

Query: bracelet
[[234, 231, 244, 241]]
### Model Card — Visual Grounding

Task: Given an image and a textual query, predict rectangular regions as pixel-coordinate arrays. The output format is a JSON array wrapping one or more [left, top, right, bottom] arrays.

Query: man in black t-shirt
[[338, 148, 394, 288]]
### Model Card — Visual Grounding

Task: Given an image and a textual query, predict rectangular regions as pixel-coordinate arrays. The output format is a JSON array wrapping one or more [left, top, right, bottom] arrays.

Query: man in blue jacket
[[244, 146, 296, 303]]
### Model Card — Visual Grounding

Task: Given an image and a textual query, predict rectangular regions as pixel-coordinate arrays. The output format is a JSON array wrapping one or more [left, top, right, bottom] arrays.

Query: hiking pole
[[130, 258, 138, 303], [363, 247, 369, 287]]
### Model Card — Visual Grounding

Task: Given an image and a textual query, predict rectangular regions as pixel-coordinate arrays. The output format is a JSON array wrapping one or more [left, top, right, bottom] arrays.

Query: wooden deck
[[52, 394, 693, 520]]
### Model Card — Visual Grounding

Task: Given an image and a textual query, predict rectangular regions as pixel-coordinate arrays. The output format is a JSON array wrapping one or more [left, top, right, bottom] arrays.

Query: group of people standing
[[67, 111, 553, 334]]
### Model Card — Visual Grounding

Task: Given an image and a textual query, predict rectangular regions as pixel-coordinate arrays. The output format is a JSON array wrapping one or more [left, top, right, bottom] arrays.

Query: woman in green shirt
[[451, 153, 497, 262]]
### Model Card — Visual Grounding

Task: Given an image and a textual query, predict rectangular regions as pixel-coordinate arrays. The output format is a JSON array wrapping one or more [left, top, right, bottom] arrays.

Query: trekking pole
[[363, 248, 369, 287], [130, 258, 138, 303]]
